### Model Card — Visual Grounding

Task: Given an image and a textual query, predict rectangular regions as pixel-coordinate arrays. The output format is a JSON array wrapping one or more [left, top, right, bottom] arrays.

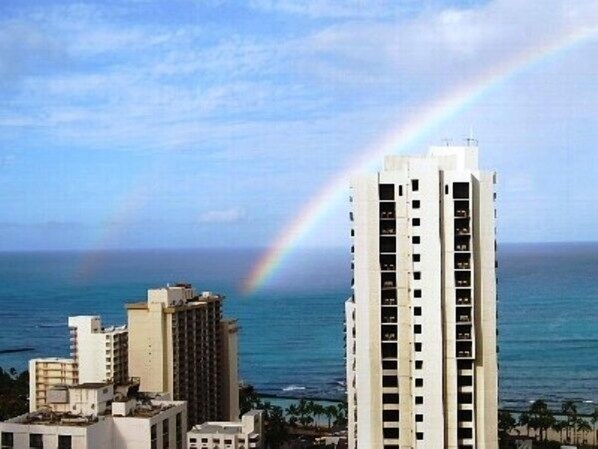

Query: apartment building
[[29, 358, 78, 412], [345, 145, 498, 449], [68, 316, 128, 385], [127, 284, 238, 427], [1, 382, 186, 449]]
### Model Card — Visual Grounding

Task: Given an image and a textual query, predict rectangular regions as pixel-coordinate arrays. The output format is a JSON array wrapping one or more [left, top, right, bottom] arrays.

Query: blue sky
[[0, 0, 596, 250]]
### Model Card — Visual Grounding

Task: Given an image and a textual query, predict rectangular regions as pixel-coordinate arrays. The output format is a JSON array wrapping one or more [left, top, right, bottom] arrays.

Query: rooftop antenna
[[441, 138, 453, 147], [465, 126, 478, 146]]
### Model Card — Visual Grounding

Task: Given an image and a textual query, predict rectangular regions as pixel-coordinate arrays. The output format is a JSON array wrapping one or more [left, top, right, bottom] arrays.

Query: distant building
[[68, 315, 128, 385], [127, 284, 239, 427], [345, 145, 498, 448], [28, 357, 78, 412], [1, 382, 187, 449], [187, 410, 264, 449]]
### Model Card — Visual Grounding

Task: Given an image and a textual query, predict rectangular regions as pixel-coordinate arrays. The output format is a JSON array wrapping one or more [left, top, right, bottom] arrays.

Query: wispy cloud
[[198, 208, 247, 224]]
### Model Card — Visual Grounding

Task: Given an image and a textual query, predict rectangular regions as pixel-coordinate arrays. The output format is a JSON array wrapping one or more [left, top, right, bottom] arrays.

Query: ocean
[[0, 242, 597, 412]]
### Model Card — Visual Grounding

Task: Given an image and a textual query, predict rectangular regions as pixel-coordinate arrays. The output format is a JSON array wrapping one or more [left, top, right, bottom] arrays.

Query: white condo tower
[[345, 144, 498, 449]]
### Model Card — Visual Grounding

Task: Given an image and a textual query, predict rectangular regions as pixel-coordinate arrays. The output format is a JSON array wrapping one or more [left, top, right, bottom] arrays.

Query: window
[[414, 307, 422, 316], [416, 432, 424, 440], [151, 424, 157, 449], [411, 179, 419, 191], [415, 396, 424, 405], [415, 360, 423, 369], [383, 428, 399, 439], [379, 184, 395, 200], [399, 185, 403, 196], [1, 432, 14, 449], [415, 378, 423, 387], [415, 342, 422, 352], [414, 324, 422, 334], [412, 218, 420, 226], [413, 254, 421, 262], [382, 393, 399, 404], [415, 414, 423, 422], [414, 271, 421, 280], [58, 436, 71, 449], [30, 434, 43, 449], [163, 419, 170, 449], [412, 200, 420, 209], [445, 185, 449, 195], [383, 410, 399, 421], [412, 236, 420, 244], [383, 360, 397, 369], [383, 376, 398, 387], [176, 413, 183, 449], [414, 289, 422, 298]]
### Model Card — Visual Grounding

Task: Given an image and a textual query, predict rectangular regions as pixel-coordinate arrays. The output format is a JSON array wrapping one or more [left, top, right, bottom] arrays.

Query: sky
[[0, 0, 596, 251]]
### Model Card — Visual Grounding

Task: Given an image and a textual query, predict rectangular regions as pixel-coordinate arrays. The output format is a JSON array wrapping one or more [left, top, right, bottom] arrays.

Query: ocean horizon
[[1, 241, 597, 412]]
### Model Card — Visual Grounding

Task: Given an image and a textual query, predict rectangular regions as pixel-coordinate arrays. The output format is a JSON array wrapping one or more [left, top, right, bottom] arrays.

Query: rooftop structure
[[29, 357, 78, 412], [187, 410, 264, 449], [1, 382, 187, 449]]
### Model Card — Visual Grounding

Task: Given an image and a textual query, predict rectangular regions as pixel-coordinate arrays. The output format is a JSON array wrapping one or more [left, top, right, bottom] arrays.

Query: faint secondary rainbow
[[242, 25, 597, 294]]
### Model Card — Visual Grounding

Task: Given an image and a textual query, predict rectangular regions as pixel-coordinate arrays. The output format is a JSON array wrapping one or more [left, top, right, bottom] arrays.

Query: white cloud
[[198, 207, 247, 224]]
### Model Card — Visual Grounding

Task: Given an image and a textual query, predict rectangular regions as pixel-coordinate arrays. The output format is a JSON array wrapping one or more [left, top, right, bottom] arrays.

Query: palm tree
[[528, 400, 555, 441], [561, 400, 578, 443], [324, 405, 338, 430], [498, 410, 516, 448], [311, 403, 326, 429], [335, 402, 348, 427], [577, 418, 591, 446], [519, 411, 531, 438], [286, 403, 299, 428], [591, 407, 598, 447], [552, 420, 567, 443]]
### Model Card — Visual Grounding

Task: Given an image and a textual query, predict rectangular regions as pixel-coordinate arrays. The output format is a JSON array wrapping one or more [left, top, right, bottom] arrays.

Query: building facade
[[1, 382, 187, 449], [29, 358, 78, 412], [68, 316, 128, 385], [187, 410, 263, 449], [127, 284, 238, 427], [345, 145, 498, 449]]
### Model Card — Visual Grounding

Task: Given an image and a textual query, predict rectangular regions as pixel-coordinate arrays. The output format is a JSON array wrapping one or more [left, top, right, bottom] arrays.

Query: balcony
[[382, 332, 397, 342], [457, 314, 472, 324], [380, 226, 396, 235], [382, 297, 397, 306], [455, 227, 471, 236], [456, 331, 472, 340], [456, 296, 471, 305]]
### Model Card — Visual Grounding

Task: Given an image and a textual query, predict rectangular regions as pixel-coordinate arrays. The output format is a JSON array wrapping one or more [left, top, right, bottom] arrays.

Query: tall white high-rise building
[[345, 145, 498, 449], [68, 316, 129, 385]]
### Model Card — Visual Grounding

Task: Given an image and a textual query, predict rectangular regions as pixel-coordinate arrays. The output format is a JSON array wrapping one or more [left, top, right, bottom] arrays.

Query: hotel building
[[187, 410, 264, 449], [126, 284, 239, 427], [345, 145, 498, 449], [68, 316, 129, 385]]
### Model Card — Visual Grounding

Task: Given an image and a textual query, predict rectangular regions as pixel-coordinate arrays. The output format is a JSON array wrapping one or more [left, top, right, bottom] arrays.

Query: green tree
[[0, 367, 29, 421], [264, 406, 289, 449], [519, 411, 531, 438], [551, 420, 567, 443], [561, 400, 578, 443], [311, 403, 326, 429], [498, 410, 516, 448], [577, 418, 591, 446], [590, 407, 598, 447], [324, 405, 338, 430], [286, 403, 299, 427], [528, 400, 555, 441], [239, 384, 263, 416], [334, 402, 348, 427]]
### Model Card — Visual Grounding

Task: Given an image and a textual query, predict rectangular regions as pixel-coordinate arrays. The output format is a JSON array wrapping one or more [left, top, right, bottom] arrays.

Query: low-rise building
[[187, 410, 264, 449], [1, 382, 187, 449]]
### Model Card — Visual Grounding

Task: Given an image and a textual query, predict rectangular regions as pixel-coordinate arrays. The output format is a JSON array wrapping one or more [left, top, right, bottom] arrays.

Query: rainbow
[[242, 25, 597, 294]]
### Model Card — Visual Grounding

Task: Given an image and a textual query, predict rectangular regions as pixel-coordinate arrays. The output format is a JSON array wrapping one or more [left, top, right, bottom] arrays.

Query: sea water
[[0, 243, 597, 411]]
